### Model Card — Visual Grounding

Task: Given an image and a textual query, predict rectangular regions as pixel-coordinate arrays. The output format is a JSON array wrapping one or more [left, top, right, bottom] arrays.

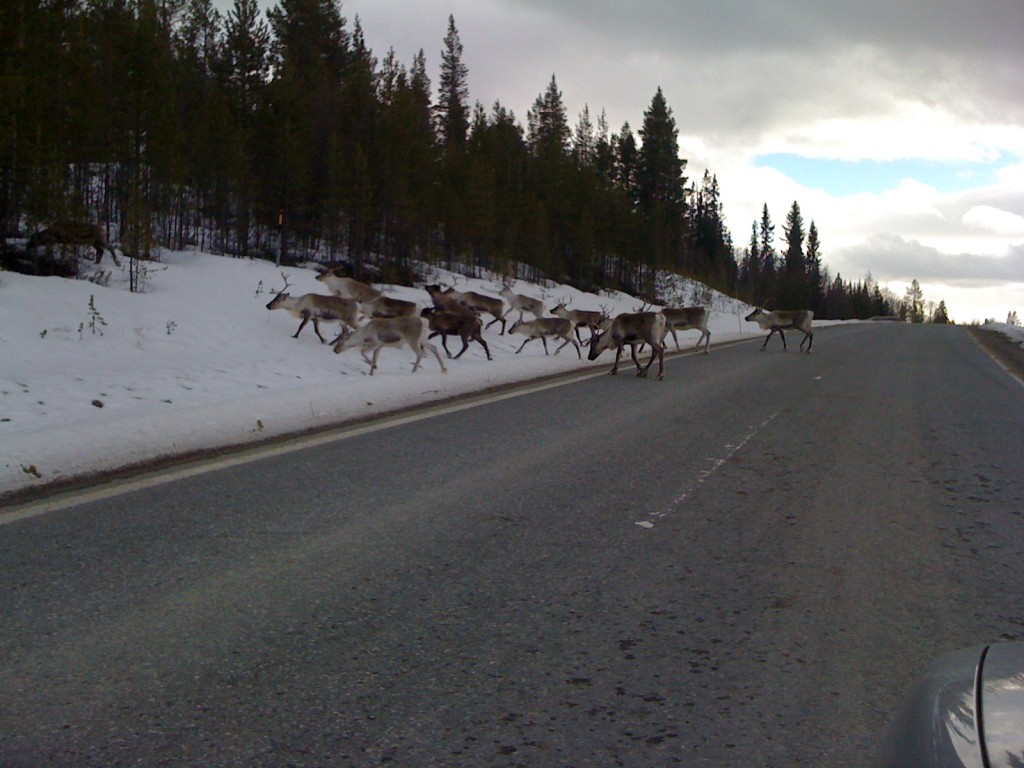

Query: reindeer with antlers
[[550, 297, 607, 345], [497, 281, 546, 324], [265, 273, 359, 343]]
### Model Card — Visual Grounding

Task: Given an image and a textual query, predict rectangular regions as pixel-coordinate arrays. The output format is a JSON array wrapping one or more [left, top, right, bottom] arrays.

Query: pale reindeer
[[265, 273, 358, 343], [661, 306, 711, 354], [357, 294, 419, 319], [744, 307, 814, 352], [498, 282, 546, 323], [27, 222, 122, 266], [587, 311, 668, 380], [333, 316, 447, 375], [436, 279, 507, 334], [550, 297, 606, 345], [508, 317, 581, 359], [314, 267, 381, 303]]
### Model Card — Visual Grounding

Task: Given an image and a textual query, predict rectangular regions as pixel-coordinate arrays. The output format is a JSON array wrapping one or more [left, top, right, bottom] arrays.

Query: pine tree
[[777, 201, 808, 308], [805, 221, 824, 314], [436, 15, 469, 153], [906, 279, 925, 322], [638, 88, 686, 281], [758, 204, 777, 301], [527, 75, 570, 161]]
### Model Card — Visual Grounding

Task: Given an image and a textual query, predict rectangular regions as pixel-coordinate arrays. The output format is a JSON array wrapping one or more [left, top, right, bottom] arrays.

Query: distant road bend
[[2, 323, 1022, 767]]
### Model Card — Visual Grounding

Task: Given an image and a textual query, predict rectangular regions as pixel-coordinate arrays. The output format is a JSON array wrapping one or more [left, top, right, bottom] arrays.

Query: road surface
[[2, 323, 1022, 766]]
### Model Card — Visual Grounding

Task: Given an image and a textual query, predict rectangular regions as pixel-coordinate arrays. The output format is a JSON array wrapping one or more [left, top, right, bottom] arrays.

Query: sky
[[318, 0, 1024, 323], [0, 250, 759, 500]]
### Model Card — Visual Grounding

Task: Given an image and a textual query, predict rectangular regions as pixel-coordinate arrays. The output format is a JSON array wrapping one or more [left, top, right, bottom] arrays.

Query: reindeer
[[744, 307, 814, 352], [421, 307, 492, 360], [27, 222, 121, 266], [588, 311, 667, 380], [661, 306, 711, 354], [550, 297, 606, 345], [333, 316, 447, 375], [314, 267, 382, 303], [358, 294, 419, 319], [265, 273, 358, 343], [508, 317, 581, 359], [435, 280, 507, 334], [498, 282, 546, 323], [424, 283, 468, 312]]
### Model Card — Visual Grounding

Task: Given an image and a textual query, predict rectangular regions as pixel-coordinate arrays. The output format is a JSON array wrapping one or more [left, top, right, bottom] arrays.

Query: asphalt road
[[2, 323, 1023, 767]]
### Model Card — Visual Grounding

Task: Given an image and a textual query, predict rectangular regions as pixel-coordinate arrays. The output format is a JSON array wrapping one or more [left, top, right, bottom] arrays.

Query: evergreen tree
[[905, 279, 925, 322], [931, 300, 950, 324], [692, 171, 735, 289], [266, 0, 350, 254], [638, 88, 686, 282], [436, 15, 469, 152], [572, 104, 597, 168], [527, 75, 570, 161], [758, 204, 777, 301], [777, 200, 807, 308], [224, 0, 270, 119], [805, 220, 824, 313]]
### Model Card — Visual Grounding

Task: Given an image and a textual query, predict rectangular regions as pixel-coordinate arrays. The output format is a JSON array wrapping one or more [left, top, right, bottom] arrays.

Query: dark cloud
[[835, 236, 1024, 286]]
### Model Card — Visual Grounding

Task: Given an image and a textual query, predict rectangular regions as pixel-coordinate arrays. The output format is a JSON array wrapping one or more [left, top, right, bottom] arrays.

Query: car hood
[[876, 642, 1024, 768]]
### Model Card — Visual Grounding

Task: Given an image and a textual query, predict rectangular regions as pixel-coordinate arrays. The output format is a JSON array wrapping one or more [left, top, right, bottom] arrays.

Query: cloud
[[833, 236, 1024, 286], [962, 206, 1024, 235]]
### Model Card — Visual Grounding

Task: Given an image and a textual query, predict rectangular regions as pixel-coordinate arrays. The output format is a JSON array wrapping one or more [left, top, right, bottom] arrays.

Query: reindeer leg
[[515, 337, 532, 354], [779, 329, 788, 351], [312, 317, 327, 343], [477, 335, 492, 360], [540, 336, 550, 355], [423, 340, 447, 373], [630, 343, 643, 374], [439, 333, 454, 358], [609, 345, 623, 375], [294, 313, 311, 338], [641, 343, 663, 378]]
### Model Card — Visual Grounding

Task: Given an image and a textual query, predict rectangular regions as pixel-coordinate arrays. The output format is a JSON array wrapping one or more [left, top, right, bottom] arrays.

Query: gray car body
[[877, 642, 1024, 768]]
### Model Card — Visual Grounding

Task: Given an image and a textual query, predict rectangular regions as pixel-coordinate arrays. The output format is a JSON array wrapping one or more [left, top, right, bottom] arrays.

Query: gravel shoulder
[[969, 327, 1024, 384]]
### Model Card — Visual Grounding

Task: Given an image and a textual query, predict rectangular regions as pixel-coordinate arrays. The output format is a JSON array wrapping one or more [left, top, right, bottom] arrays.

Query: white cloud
[[962, 206, 1024, 235]]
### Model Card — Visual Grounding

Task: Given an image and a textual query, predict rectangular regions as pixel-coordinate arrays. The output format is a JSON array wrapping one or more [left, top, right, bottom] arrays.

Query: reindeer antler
[[276, 271, 293, 295]]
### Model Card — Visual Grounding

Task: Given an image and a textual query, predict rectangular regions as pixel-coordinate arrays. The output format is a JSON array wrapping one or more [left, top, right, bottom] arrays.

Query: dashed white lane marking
[[636, 411, 780, 529]]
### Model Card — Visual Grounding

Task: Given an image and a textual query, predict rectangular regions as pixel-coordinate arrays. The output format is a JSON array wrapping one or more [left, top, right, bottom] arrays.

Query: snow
[[985, 322, 1024, 347], [0, 249, 922, 499]]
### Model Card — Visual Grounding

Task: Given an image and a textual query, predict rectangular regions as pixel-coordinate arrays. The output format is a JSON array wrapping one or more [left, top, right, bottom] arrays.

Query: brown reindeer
[[27, 222, 121, 266], [421, 307, 492, 360]]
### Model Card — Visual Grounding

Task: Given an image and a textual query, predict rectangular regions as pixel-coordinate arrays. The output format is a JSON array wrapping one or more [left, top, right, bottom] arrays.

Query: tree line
[[1, 0, 936, 320]]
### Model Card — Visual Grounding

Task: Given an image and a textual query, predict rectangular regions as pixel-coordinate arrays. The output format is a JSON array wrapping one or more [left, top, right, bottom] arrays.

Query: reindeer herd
[[266, 267, 814, 379]]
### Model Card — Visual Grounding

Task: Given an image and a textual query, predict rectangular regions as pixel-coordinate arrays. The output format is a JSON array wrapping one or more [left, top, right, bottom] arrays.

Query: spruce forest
[[1, 0, 907, 319]]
